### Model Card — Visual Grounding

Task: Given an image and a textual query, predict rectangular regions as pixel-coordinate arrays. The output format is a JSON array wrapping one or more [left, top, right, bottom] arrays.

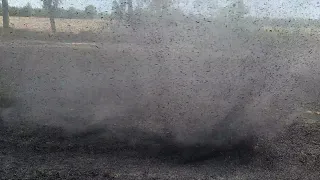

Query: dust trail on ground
[[1, 20, 320, 163]]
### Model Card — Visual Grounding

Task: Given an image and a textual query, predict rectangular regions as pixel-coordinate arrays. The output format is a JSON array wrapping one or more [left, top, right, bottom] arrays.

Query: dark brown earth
[[0, 114, 319, 179], [1, 30, 320, 179]]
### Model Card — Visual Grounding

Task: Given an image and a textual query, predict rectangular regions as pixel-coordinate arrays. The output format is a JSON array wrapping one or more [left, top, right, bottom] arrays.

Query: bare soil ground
[[0, 16, 107, 34], [0, 25, 320, 179], [0, 16, 110, 43], [0, 114, 319, 179]]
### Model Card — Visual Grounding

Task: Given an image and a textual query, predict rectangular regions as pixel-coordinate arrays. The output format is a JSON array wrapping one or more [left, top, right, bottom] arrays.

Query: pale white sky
[[7, 0, 320, 19]]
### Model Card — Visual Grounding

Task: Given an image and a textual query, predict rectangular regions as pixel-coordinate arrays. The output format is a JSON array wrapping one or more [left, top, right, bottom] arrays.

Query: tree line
[[0, 0, 279, 35], [0, 2, 105, 19]]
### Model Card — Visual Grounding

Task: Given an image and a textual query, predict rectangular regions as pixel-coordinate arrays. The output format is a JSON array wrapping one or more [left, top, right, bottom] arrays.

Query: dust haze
[[1, 0, 320, 163]]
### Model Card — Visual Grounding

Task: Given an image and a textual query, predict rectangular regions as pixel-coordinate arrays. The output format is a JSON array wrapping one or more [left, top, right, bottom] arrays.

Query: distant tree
[[142, 0, 175, 14], [214, 0, 249, 34], [216, 0, 248, 21], [33, 8, 48, 17], [111, 0, 136, 25], [20, 3, 34, 17], [0, 3, 101, 20], [54, 7, 65, 18], [67, 7, 77, 19], [84, 5, 97, 19], [9, 6, 19, 16], [127, 0, 133, 19], [41, 0, 62, 33], [98, 12, 108, 19], [119, 0, 126, 14], [111, 0, 122, 20]]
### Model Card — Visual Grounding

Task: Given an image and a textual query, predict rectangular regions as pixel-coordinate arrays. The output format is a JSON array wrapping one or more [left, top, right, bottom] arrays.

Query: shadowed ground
[[0, 114, 319, 179]]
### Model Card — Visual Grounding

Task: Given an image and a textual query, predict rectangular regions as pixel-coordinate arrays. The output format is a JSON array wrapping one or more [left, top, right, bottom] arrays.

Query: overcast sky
[[7, 0, 320, 19]]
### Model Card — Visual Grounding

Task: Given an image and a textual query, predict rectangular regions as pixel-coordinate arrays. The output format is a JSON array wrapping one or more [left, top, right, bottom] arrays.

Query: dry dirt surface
[[0, 16, 107, 34], [0, 31, 320, 179], [0, 115, 319, 179]]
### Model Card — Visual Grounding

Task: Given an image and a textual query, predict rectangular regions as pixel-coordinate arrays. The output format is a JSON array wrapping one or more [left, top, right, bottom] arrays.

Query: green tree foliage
[[84, 5, 97, 19], [8, 6, 19, 16], [67, 7, 78, 19], [19, 3, 34, 17], [32, 8, 48, 17], [0, 4, 101, 19]]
